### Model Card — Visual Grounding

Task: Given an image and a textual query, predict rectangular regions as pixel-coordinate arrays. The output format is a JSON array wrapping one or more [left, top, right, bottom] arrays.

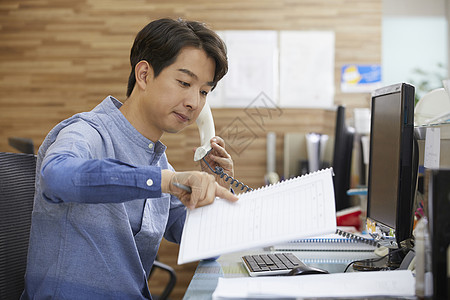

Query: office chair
[[0, 152, 36, 300], [148, 258, 177, 300], [0, 151, 176, 300], [8, 137, 35, 155]]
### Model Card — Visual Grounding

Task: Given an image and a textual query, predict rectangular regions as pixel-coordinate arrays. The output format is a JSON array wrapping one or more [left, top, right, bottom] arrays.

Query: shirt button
[[148, 143, 154, 149], [146, 179, 153, 186]]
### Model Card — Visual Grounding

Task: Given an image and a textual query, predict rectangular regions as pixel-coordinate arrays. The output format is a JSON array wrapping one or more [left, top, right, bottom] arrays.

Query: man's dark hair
[[126, 18, 228, 97]]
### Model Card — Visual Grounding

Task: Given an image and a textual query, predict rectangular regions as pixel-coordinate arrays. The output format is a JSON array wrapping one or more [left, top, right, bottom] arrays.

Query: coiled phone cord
[[201, 157, 253, 192]]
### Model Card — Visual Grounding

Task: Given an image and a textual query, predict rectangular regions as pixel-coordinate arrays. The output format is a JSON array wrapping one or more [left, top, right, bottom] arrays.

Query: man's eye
[[200, 90, 208, 97], [177, 80, 190, 87]]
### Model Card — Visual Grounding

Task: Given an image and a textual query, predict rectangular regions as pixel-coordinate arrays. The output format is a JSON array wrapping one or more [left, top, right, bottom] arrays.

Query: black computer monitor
[[428, 169, 450, 299], [332, 105, 355, 211], [366, 83, 416, 267]]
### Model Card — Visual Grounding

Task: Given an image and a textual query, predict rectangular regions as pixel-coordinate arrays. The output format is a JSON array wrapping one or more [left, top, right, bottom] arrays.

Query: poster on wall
[[279, 31, 335, 108], [207, 30, 278, 108], [208, 30, 336, 108], [341, 64, 382, 93]]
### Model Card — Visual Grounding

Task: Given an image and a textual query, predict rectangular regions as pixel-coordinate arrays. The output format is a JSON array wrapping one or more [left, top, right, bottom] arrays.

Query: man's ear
[[134, 60, 153, 91]]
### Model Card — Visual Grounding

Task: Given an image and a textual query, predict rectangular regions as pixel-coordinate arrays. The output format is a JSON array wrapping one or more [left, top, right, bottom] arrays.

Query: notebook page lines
[[195, 175, 331, 253], [178, 168, 337, 264]]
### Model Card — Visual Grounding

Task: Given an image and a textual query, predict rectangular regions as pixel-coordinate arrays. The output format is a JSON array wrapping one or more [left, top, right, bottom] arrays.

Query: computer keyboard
[[242, 252, 306, 277]]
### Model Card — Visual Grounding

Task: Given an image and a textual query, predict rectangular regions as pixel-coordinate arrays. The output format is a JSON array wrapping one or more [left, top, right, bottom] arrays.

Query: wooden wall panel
[[0, 1, 381, 298]]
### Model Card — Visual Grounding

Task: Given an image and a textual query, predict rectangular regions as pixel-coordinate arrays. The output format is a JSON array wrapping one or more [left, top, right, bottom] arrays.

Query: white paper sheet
[[279, 31, 335, 108], [208, 30, 278, 108], [212, 270, 415, 299], [178, 169, 336, 264], [424, 127, 440, 168]]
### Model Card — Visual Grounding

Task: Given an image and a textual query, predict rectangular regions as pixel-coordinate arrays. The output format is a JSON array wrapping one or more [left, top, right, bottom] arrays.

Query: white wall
[[382, 0, 449, 99]]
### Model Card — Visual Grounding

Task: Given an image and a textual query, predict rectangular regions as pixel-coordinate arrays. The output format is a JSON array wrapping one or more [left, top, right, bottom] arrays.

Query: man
[[22, 18, 238, 299]]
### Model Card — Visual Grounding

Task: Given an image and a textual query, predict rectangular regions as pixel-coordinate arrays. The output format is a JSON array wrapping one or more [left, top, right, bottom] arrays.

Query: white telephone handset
[[193, 102, 253, 192], [194, 102, 215, 162]]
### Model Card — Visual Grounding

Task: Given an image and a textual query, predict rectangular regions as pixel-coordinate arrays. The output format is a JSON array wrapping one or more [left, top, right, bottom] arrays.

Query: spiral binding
[[201, 157, 253, 192], [336, 229, 381, 248], [251, 167, 333, 194]]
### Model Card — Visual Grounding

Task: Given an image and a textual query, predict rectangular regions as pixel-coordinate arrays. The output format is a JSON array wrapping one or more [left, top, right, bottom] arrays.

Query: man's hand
[[196, 136, 235, 189], [161, 169, 238, 209]]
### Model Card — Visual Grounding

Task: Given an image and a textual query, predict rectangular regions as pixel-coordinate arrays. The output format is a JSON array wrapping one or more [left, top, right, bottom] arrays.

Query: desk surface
[[183, 249, 379, 299]]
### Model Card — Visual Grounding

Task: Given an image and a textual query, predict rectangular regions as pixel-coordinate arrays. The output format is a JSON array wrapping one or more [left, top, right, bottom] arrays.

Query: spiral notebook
[[273, 229, 380, 252], [178, 168, 336, 264]]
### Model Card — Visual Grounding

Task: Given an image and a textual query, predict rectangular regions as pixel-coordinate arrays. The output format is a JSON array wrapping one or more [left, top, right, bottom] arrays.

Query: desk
[[183, 249, 379, 299]]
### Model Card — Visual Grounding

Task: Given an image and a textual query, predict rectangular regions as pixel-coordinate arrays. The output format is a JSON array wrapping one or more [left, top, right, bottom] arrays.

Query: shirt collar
[[102, 96, 167, 155]]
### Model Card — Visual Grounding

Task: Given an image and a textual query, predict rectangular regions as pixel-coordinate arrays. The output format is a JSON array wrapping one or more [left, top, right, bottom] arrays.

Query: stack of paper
[[273, 231, 379, 252], [212, 270, 415, 299]]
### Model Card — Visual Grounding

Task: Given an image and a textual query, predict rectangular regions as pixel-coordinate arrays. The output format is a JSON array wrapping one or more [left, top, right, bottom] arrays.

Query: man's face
[[141, 47, 215, 137]]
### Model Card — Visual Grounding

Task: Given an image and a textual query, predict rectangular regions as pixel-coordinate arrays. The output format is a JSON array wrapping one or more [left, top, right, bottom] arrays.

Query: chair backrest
[[0, 152, 36, 300], [8, 137, 35, 155]]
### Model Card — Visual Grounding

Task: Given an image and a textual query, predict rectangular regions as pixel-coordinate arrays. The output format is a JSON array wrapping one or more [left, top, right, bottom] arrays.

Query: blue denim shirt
[[21, 96, 186, 299]]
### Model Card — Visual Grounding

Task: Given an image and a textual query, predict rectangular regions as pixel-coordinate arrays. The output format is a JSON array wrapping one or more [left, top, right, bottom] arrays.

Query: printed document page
[[178, 168, 336, 264]]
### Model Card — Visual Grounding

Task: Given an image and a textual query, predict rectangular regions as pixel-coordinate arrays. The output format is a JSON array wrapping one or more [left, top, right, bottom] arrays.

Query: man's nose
[[185, 89, 200, 110]]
